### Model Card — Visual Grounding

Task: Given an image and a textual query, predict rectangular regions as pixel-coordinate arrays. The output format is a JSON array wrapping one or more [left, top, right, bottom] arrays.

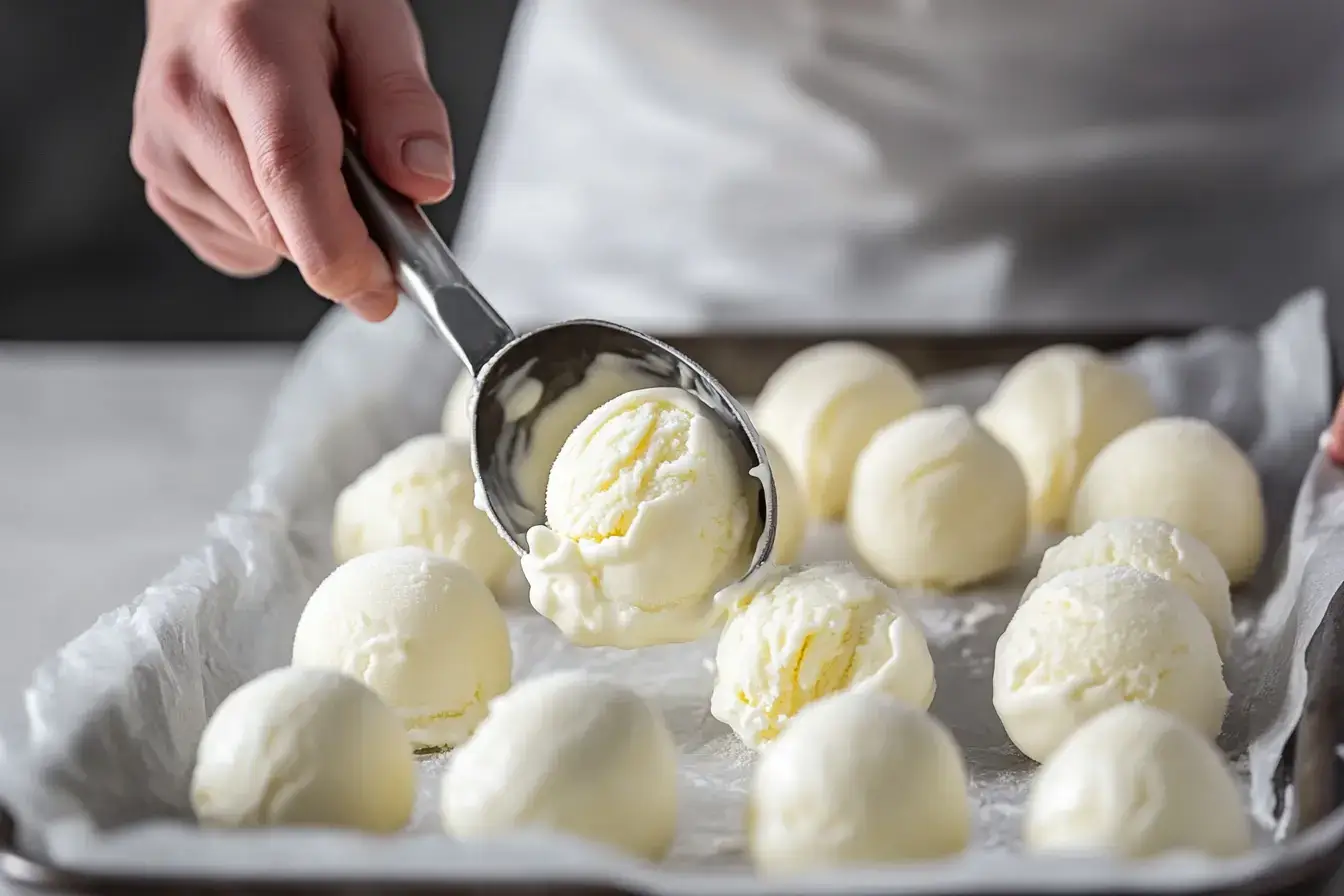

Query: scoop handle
[[341, 130, 514, 374]]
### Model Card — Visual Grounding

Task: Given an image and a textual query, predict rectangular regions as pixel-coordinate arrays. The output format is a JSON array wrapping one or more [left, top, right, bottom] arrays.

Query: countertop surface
[[0, 345, 294, 751]]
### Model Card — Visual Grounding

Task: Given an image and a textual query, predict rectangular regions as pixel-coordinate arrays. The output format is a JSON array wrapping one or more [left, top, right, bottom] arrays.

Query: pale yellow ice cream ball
[[754, 341, 921, 520], [332, 433, 516, 591], [441, 671, 678, 862], [441, 371, 474, 439], [749, 691, 971, 873], [190, 667, 415, 832], [977, 345, 1155, 529], [1025, 704, 1252, 858], [994, 565, 1228, 763], [1068, 417, 1265, 584], [523, 387, 752, 648], [1026, 518, 1234, 657], [293, 547, 512, 750], [848, 406, 1029, 590], [711, 562, 935, 749]]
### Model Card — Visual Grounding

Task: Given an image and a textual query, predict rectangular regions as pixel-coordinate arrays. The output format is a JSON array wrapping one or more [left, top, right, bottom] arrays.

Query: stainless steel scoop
[[342, 138, 776, 575]]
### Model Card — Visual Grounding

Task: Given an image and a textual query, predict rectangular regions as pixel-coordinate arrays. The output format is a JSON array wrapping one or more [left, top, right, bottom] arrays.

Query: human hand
[[131, 0, 454, 321]]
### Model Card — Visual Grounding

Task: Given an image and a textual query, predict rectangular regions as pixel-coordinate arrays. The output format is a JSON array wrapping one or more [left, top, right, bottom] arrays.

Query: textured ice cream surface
[[977, 345, 1154, 529], [292, 547, 512, 750], [442, 671, 678, 861], [749, 691, 970, 873], [993, 565, 1228, 763], [1025, 704, 1251, 858], [523, 387, 751, 648], [190, 668, 415, 832], [332, 433, 515, 591], [754, 341, 921, 520], [1027, 518, 1234, 656], [1068, 417, 1265, 585], [848, 406, 1029, 590], [711, 562, 935, 749]]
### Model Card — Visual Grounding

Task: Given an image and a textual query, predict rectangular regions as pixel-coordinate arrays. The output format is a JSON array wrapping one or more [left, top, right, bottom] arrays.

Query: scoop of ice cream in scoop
[[523, 387, 752, 648]]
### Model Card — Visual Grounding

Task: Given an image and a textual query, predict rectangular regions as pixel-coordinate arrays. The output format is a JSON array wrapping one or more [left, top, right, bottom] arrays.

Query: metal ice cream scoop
[[341, 137, 776, 575]]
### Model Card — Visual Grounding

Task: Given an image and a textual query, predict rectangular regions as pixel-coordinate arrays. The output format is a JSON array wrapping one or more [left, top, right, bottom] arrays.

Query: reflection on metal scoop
[[341, 137, 776, 577]]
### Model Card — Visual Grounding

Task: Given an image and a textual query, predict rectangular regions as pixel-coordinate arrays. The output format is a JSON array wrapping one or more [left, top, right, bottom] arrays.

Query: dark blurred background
[[0, 1, 518, 341]]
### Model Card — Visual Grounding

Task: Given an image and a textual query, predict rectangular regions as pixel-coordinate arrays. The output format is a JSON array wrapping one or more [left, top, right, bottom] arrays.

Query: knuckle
[[155, 49, 205, 118], [128, 131, 160, 180], [212, 1, 269, 65], [374, 70, 441, 113], [251, 125, 321, 194], [300, 242, 372, 297]]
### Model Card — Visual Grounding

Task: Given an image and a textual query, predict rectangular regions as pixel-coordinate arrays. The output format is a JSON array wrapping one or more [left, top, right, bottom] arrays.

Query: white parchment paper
[[2, 292, 1342, 893]]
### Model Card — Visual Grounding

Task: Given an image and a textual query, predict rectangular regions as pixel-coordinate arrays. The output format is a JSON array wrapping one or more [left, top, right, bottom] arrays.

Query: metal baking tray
[[3, 317, 1342, 895]]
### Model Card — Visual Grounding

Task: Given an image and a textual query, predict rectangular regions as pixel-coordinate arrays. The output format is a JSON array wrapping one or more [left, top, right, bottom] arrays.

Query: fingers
[[131, 125, 258, 245], [335, 0, 454, 203], [1329, 391, 1344, 465], [213, 2, 397, 320], [146, 185, 281, 277]]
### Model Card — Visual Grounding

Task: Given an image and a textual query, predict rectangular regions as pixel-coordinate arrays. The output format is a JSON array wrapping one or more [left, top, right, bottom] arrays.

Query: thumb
[[334, 0, 454, 204]]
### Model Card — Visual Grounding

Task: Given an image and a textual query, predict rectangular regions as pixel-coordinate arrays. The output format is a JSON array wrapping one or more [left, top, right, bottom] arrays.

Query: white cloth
[[456, 0, 1344, 333]]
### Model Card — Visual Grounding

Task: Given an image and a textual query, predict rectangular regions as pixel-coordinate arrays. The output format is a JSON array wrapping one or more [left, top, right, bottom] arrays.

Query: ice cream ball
[[332, 433, 515, 591], [1025, 704, 1252, 858], [441, 671, 678, 862], [1068, 417, 1265, 585], [443, 357, 656, 514], [848, 406, 1029, 590], [977, 345, 1154, 529], [711, 562, 935, 749], [749, 691, 970, 873], [762, 437, 806, 566], [1027, 518, 1234, 657], [993, 565, 1228, 763], [523, 387, 752, 648], [442, 371, 475, 440], [754, 341, 921, 520], [190, 667, 415, 832], [292, 547, 512, 750]]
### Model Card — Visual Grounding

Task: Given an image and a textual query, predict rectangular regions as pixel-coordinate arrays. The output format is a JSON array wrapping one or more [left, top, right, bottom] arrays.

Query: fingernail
[[402, 137, 454, 184]]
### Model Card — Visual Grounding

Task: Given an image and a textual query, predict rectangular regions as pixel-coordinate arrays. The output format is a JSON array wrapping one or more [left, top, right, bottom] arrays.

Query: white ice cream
[[994, 565, 1228, 762], [749, 691, 971, 873], [754, 342, 921, 520], [332, 433, 515, 591], [711, 562, 935, 749], [292, 547, 512, 750], [977, 345, 1154, 528], [848, 406, 1029, 589], [523, 387, 752, 648], [1025, 704, 1252, 858], [190, 667, 415, 832], [1069, 417, 1265, 585], [442, 671, 679, 861], [1027, 518, 1234, 656]]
